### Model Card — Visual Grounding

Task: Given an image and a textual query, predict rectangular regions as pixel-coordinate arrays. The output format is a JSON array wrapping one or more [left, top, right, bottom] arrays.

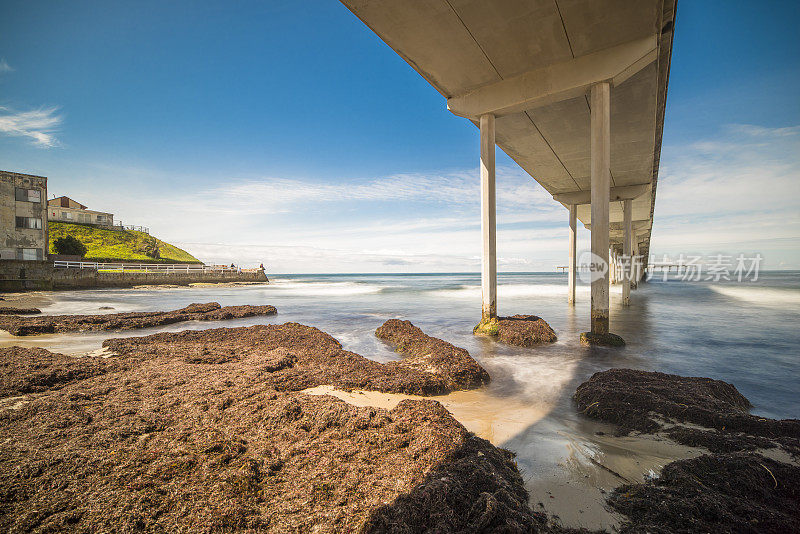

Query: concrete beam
[[447, 35, 657, 119], [585, 219, 650, 231], [480, 113, 497, 321], [554, 183, 649, 206]]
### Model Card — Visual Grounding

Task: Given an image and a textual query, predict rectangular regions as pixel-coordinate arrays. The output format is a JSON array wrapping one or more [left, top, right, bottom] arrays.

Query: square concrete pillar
[[480, 113, 497, 322], [568, 204, 577, 305], [590, 82, 610, 335], [622, 199, 632, 306]]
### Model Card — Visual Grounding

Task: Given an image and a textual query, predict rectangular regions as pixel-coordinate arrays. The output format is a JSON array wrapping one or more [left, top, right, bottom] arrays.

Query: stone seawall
[[0, 260, 268, 291]]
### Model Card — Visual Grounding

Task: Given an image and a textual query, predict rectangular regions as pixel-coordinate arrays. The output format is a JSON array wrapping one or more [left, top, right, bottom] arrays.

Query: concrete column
[[590, 82, 611, 335], [609, 249, 616, 284], [480, 113, 497, 321], [568, 204, 577, 305], [622, 199, 632, 305], [632, 238, 640, 289]]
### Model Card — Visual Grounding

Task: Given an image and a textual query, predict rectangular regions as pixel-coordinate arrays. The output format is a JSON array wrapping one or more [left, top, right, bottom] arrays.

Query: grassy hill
[[49, 222, 202, 264]]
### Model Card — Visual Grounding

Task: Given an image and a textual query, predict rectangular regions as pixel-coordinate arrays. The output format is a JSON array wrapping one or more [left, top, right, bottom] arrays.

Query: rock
[[106, 321, 487, 396], [579, 331, 625, 347], [573, 368, 799, 440], [0, 302, 277, 336], [0, 327, 544, 533], [0, 307, 41, 315], [473, 317, 500, 336], [473, 315, 558, 346], [574, 369, 800, 533], [496, 315, 557, 346], [0, 346, 121, 398], [608, 453, 800, 533], [375, 319, 490, 390]]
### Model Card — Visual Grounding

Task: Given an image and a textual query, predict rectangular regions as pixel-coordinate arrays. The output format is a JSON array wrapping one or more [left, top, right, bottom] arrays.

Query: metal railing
[[53, 261, 237, 273], [105, 223, 150, 234], [122, 225, 149, 233]]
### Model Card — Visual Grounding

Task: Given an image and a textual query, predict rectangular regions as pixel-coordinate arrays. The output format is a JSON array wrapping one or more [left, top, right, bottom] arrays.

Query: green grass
[[48, 222, 202, 264]]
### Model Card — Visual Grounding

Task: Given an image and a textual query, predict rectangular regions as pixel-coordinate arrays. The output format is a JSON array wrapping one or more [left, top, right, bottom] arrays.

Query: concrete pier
[[590, 82, 611, 335], [340, 1, 675, 347], [568, 204, 577, 305], [480, 113, 497, 322]]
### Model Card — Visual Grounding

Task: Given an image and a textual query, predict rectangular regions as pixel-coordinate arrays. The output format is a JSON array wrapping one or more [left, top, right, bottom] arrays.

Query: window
[[96, 215, 107, 223], [62, 212, 73, 220], [15, 187, 41, 203], [15, 248, 43, 261], [15, 216, 42, 230]]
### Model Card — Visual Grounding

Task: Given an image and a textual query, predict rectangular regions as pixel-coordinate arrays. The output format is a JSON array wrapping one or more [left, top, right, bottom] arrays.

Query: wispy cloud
[[167, 166, 556, 217], [652, 124, 800, 264], [0, 105, 63, 147], [0, 58, 12, 73]]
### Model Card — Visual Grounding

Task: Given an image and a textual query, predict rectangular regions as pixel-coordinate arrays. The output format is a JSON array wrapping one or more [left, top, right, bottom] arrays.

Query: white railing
[[53, 261, 239, 273]]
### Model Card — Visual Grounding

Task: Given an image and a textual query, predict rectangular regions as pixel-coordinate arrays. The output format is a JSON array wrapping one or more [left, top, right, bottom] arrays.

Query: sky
[[1, 0, 798, 272]]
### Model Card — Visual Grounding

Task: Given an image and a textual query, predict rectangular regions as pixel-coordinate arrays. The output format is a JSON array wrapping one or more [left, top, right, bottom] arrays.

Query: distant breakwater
[[0, 260, 268, 291]]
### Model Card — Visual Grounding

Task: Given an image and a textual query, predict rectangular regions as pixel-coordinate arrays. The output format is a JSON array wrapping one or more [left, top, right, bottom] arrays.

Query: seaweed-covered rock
[[0, 346, 121, 398], [608, 453, 800, 534], [473, 315, 557, 346], [496, 315, 557, 346], [0, 339, 540, 533], [664, 426, 781, 454], [106, 321, 486, 396], [0, 302, 277, 336], [579, 332, 625, 347], [363, 429, 543, 532], [376, 319, 490, 390], [0, 307, 41, 315], [574, 370, 800, 533], [573, 368, 800, 440]]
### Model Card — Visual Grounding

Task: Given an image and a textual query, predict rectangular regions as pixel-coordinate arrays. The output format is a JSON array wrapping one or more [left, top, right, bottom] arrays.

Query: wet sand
[[0, 291, 55, 310]]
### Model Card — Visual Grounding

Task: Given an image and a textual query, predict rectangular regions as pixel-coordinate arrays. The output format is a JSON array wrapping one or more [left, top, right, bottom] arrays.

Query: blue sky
[[1, 0, 798, 271]]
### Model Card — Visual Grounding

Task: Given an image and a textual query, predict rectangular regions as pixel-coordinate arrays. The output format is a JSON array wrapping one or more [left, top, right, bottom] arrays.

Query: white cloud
[[0, 106, 63, 147], [652, 124, 800, 266], [46, 123, 800, 270], [0, 58, 12, 73]]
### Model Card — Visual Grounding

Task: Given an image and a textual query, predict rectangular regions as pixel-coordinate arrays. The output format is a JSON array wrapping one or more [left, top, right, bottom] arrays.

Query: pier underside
[[341, 0, 675, 336]]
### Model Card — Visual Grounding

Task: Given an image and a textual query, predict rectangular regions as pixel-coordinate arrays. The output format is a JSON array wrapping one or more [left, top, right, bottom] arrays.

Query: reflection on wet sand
[[302, 385, 553, 446]]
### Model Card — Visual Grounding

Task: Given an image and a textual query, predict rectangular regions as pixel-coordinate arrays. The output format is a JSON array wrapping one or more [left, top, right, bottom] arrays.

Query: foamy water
[[266, 279, 384, 296], [709, 284, 800, 307], [431, 283, 593, 299]]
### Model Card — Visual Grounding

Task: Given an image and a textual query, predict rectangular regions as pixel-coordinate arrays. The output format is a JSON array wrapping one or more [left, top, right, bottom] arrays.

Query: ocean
[[3, 271, 799, 528]]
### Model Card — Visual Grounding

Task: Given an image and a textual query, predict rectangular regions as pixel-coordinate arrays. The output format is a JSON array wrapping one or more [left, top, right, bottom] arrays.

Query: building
[[48, 196, 114, 227], [0, 170, 49, 261]]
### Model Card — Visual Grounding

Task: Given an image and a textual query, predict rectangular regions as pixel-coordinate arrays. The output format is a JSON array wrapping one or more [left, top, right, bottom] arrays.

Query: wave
[[709, 285, 800, 308], [265, 280, 383, 296], [429, 283, 591, 299]]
